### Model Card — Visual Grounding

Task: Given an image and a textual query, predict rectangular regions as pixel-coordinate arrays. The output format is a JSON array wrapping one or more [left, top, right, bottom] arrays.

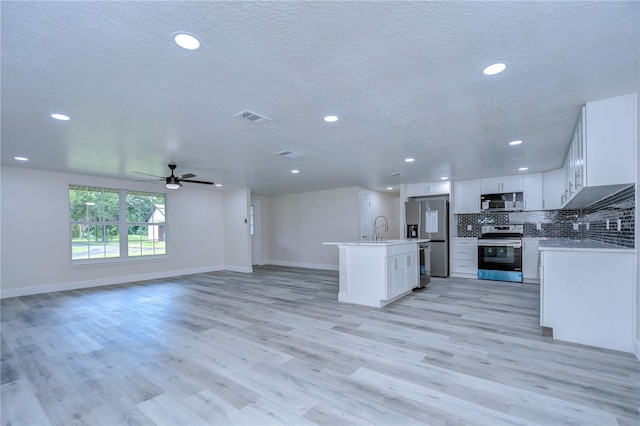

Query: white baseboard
[[264, 259, 338, 271], [634, 338, 640, 361], [0, 265, 253, 298], [224, 265, 253, 273]]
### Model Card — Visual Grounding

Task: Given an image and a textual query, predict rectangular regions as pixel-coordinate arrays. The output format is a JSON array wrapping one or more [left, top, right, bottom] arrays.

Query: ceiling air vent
[[277, 150, 303, 159], [235, 110, 271, 124]]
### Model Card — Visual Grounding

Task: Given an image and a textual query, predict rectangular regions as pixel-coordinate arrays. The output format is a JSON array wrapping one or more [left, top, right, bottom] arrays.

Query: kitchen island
[[323, 239, 429, 307], [539, 239, 637, 352]]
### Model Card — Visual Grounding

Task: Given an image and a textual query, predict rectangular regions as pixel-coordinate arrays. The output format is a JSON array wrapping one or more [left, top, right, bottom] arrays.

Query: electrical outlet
[[586, 222, 590, 231], [617, 219, 622, 231], [19, 265, 27, 274], [606, 219, 610, 230], [536, 222, 542, 230], [572, 223, 579, 231], [467, 224, 473, 231]]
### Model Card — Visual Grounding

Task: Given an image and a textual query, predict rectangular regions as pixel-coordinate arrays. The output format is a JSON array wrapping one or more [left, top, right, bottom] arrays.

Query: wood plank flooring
[[2, 266, 639, 425]]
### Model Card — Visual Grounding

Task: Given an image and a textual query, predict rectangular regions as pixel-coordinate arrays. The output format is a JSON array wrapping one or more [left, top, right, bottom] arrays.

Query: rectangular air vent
[[277, 150, 303, 159], [235, 110, 271, 124]]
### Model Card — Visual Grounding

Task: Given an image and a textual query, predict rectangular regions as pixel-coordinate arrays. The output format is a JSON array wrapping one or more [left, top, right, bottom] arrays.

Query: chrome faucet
[[373, 215, 389, 241]]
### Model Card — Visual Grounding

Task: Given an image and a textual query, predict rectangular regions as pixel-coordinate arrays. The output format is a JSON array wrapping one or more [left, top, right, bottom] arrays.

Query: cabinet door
[[405, 252, 418, 290], [500, 175, 524, 193], [453, 179, 480, 213], [480, 177, 502, 194], [523, 173, 543, 211], [407, 181, 450, 197], [522, 238, 540, 280], [542, 168, 564, 210]]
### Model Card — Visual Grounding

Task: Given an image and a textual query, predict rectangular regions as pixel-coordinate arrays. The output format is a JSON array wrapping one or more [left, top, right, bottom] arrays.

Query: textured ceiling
[[1, 1, 638, 195]]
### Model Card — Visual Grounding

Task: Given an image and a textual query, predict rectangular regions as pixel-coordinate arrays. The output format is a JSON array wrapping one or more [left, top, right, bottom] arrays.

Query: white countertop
[[323, 239, 429, 247], [538, 238, 636, 253]]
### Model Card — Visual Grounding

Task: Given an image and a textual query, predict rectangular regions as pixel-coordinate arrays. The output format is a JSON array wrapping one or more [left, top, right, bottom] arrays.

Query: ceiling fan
[[134, 164, 214, 189]]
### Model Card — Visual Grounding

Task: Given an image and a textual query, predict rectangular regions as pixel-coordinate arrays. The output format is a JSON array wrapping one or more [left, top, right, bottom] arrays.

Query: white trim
[[224, 265, 253, 273], [265, 259, 338, 271], [0, 265, 238, 299], [634, 338, 640, 361]]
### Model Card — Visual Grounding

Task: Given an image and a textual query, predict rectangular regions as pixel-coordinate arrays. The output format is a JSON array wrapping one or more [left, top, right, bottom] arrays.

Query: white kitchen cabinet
[[480, 174, 524, 194], [539, 247, 635, 352], [562, 93, 637, 208], [522, 238, 539, 281], [542, 168, 564, 210], [523, 173, 543, 211], [450, 237, 478, 278], [406, 181, 450, 197], [453, 179, 480, 213]]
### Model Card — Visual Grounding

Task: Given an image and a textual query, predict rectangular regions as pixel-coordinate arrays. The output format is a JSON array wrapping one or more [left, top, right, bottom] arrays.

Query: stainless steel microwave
[[480, 192, 524, 212]]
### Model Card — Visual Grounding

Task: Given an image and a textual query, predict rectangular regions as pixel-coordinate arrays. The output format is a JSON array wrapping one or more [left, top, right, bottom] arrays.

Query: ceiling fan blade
[[132, 178, 163, 182], [133, 171, 164, 178], [178, 173, 196, 179], [180, 179, 214, 185]]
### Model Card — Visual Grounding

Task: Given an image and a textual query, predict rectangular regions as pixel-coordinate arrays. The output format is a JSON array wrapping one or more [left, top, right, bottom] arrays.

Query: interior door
[[250, 199, 261, 265], [360, 192, 371, 240]]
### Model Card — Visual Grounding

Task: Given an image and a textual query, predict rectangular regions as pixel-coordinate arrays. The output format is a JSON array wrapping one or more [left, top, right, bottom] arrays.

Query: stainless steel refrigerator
[[405, 197, 449, 277]]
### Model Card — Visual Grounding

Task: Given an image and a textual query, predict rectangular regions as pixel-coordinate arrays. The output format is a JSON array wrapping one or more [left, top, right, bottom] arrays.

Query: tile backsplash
[[455, 185, 635, 248]]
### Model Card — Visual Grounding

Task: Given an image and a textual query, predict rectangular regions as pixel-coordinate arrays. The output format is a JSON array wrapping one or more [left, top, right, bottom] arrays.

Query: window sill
[[70, 255, 170, 267]]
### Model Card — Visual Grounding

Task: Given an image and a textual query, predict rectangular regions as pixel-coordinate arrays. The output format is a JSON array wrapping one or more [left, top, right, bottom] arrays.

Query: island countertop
[[538, 238, 636, 253], [323, 239, 429, 247]]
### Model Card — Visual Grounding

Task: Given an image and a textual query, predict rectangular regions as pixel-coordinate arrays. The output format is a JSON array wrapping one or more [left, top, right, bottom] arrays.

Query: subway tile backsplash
[[455, 185, 635, 248]]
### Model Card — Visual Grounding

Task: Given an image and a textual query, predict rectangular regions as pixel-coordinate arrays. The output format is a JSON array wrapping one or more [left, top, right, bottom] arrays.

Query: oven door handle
[[478, 240, 522, 248]]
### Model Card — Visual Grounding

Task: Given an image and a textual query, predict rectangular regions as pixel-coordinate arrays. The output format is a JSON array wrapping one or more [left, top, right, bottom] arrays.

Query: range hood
[[563, 184, 633, 209]]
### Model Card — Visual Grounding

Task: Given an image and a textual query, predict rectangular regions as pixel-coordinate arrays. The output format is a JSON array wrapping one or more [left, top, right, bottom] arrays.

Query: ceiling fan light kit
[[166, 175, 180, 189]]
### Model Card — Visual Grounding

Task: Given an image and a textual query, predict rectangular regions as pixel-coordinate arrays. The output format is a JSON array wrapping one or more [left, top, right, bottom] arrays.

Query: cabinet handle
[[407, 256, 411, 267], [394, 259, 397, 270]]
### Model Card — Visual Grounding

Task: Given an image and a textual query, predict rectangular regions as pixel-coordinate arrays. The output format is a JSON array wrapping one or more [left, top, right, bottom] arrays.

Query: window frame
[[69, 185, 169, 264]]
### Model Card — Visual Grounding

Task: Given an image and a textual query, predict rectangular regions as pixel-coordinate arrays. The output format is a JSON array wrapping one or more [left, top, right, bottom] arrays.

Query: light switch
[[467, 225, 473, 231], [536, 222, 542, 230], [617, 219, 622, 231], [572, 223, 579, 231], [606, 219, 610, 230]]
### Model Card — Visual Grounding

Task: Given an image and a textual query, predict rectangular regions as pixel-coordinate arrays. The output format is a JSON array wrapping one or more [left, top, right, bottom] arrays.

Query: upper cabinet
[[523, 173, 543, 211], [406, 180, 450, 197], [480, 175, 523, 194], [453, 179, 481, 213], [542, 168, 564, 210], [562, 93, 637, 209]]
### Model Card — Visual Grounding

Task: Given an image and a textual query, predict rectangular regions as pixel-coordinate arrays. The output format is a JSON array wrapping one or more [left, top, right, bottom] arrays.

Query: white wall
[[0, 167, 230, 297], [263, 186, 399, 269], [223, 188, 252, 272], [636, 91, 640, 360], [367, 189, 400, 240]]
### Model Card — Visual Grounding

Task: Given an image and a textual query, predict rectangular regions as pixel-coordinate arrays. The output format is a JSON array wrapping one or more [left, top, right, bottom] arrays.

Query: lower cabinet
[[386, 250, 418, 299], [539, 248, 635, 352], [450, 237, 478, 278]]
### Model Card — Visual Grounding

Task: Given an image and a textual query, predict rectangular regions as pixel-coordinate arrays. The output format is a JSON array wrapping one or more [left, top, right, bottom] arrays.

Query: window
[[69, 186, 167, 261], [126, 191, 166, 257]]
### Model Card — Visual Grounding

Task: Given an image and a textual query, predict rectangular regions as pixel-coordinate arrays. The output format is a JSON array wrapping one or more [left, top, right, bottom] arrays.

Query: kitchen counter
[[538, 238, 636, 253], [323, 239, 429, 247]]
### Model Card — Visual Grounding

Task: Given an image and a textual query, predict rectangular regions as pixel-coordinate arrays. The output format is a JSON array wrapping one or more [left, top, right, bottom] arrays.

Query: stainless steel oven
[[477, 225, 523, 283]]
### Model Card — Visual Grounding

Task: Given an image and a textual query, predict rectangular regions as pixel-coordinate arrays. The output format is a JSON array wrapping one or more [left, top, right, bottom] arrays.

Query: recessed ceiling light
[[215, 184, 222, 187], [14, 156, 29, 161], [519, 167, 528, 171], [509, 140, 523, 146], [174, 33, 201, 50], [386, 187, 393, 191], [440, 176, 448, 180], [291, 169, 300, 174], [324, 115, 338, 123], [404, 158, 415, 163], [483, 62, 506, 75], [51, 113, 70, 121]]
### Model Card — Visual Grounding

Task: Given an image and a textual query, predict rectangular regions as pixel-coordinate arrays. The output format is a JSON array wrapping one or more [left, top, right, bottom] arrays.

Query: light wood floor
[[1, 266, 638, 425]]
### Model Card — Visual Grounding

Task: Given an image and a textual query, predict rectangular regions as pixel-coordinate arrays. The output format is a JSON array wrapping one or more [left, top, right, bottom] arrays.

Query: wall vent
[[235, 110, 271, 124], [277, 150, 303, 159]]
